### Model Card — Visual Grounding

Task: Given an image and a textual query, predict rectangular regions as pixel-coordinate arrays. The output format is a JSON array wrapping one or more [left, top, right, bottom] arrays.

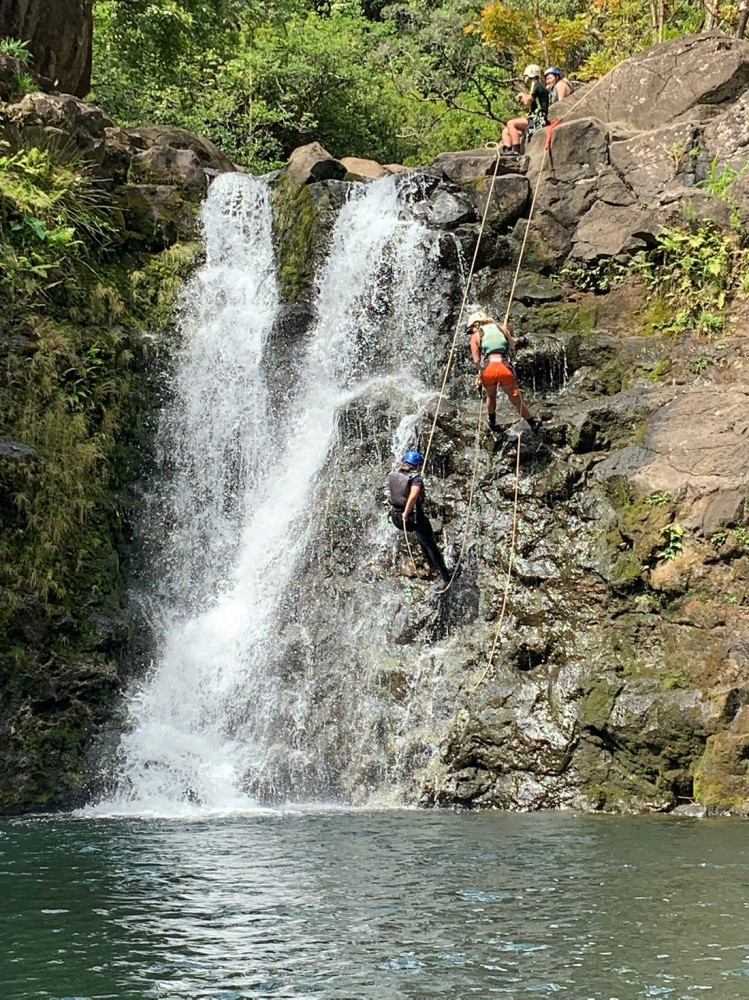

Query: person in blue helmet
[[545, 67, 573, 106], [388, 450, 451, 584]]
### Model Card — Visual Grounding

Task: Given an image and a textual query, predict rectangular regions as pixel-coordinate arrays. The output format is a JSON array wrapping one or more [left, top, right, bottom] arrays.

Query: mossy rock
[[271, 176, 349, 302], [694, 731, 749, 812]]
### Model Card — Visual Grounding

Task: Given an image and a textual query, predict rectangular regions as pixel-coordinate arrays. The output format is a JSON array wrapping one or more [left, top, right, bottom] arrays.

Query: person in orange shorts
[[467, 310, 540, 432]]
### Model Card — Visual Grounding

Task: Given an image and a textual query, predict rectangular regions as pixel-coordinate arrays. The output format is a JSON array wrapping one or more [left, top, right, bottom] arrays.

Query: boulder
[[608, 122, 700, 205], [419, 188, 477, 228], [8, 92, 114, 164], [595, 386, 749, 498], [571, 201, 658, 260], [432, 148, 528, 185], [128, 145, 207, 200], [470, 173, 530, 227], [702, 89, 749, 169], [0, 52, 50, 101], [557, 33, 749, 130], [11, 91, 114, 136], [0, 0, 92, 97], [340, 156, 391, 179], [284, 142, 347, 187], [125, 125, 236, 176]]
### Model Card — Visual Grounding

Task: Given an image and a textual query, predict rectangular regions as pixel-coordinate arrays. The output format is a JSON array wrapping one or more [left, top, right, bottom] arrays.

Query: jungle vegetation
[[90, 0, 749, 171]]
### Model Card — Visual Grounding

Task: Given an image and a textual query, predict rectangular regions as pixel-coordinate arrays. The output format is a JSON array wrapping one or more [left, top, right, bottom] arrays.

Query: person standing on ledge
[[467, 310, 541, 432], [388, 450, 451, 585]]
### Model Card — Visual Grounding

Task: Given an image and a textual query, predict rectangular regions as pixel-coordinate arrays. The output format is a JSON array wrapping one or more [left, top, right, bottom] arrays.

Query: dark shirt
[[388, 471, 424, 514], [530, 80, 549, 119]]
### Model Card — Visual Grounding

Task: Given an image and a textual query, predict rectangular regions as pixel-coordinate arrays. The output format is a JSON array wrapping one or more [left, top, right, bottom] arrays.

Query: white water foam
[[91, 175, 439, 817]]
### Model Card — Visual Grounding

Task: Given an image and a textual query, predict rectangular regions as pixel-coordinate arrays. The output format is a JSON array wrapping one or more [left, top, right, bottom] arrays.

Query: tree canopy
[[90, 0, 749, 170]]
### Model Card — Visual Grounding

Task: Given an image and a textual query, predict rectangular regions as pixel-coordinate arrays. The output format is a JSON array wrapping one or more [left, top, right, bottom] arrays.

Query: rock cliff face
[[0, 0, 92, 97], [265, 34, 749, 814], [0, 86, 237, 811], [3, 32, 749, 814]]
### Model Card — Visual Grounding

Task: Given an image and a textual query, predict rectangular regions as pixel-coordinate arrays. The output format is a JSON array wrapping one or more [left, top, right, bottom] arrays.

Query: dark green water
[[1, 810, 748, 998]]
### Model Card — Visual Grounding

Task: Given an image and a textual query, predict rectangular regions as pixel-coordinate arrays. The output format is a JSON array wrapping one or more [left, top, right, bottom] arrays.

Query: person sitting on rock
[[467, 310, 540, 432], [501, 64, 549, 155], [388, 450, 451, 585], [545, 67, 573, 106]]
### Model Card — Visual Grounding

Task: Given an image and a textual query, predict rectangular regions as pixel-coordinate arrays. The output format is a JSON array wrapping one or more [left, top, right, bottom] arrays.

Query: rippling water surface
[[2, 811, 749, 998]]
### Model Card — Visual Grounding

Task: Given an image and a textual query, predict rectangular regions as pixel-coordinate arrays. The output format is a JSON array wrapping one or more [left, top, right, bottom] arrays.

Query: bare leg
[[506, 118, 529, 146], [502, 381, 532, 419]]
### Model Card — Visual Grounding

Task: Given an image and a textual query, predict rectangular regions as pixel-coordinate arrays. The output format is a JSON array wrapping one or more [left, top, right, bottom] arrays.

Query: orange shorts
[[481, 357, 518, 393]]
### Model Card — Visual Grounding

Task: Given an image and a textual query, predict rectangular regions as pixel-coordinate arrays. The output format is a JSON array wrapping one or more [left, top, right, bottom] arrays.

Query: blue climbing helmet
[[545, 66, 562, 78], [403, 449, 423, 467]]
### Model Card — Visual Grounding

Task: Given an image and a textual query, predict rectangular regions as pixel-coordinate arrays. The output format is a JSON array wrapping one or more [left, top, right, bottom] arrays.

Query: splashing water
[[93, 174, 447, 816]]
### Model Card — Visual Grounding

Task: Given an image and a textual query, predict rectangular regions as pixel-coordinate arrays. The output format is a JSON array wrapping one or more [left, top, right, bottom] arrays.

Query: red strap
[[545, 119, 563, 149]]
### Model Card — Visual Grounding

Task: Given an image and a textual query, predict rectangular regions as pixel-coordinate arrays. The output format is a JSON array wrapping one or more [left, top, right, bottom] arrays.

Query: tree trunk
[[532, 0, 549, 69], [737, 0, 749, 39], [648, 0, 658, 40], [0, 0, 92, 96], [658, 0, 665, 42]]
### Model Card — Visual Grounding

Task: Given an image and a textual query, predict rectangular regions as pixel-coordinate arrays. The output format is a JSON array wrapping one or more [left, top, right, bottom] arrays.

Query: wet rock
[[0, 0, 92, 97], [694, 725, 749, 813], [469, 174, 530, 229], [117, 183, 198, 249], [420, 189, 477, 228], [670, 802, 707, 817], [271, 176, 351, 302], [513, 274, 563, 305], [284, 142, 347, 187]]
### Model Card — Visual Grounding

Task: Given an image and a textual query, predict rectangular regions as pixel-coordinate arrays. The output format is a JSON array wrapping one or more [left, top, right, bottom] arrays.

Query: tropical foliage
[[90, 1, 749, 170]]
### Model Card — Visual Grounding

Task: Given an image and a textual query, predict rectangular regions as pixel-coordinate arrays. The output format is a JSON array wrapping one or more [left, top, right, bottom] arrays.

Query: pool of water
[[1, 810, 748, 998]]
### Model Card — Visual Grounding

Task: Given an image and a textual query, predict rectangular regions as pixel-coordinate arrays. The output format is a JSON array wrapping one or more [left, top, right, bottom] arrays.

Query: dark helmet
[[545, 66, 562, 78], [403, 449, 423, 467]]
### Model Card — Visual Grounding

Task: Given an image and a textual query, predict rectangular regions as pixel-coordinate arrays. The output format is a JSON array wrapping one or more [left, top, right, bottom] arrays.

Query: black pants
[[391, 508, 450, 583]]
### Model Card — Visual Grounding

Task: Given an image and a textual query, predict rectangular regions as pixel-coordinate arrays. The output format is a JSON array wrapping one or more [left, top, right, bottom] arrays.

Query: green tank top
[[481, 322, 508, 355]]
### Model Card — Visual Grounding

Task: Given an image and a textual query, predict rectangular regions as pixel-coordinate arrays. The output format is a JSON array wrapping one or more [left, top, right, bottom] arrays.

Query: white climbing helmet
[[523, 64, 542, 80], [466, 310, 493, 328]]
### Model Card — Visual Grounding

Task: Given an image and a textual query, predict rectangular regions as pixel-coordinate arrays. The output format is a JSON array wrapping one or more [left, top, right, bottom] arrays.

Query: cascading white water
[[95, 173, 446, 815]]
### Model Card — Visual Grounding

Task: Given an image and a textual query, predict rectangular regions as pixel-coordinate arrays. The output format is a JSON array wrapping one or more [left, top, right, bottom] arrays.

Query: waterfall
[[94, 172, 448, 815]]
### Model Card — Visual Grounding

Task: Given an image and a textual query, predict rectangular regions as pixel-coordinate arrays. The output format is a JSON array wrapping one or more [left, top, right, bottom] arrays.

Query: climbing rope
[[424, 139, 551, 599], [421, 142, 503, 477], [412, 72, 616, 632]]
